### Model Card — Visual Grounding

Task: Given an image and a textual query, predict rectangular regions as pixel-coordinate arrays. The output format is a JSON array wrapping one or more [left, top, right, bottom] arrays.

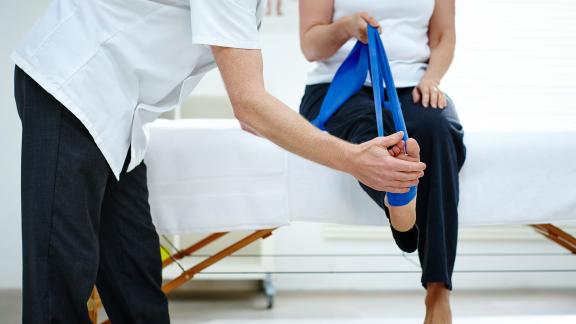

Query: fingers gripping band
[[311, 25, 417, 206]]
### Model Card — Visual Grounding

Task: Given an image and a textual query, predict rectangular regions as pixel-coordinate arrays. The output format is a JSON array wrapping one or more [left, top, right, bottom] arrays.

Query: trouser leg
[[398, 89, 466, 289], [15, 66, 110, 323], [95, 162, 170, 324], [299, 84, 466, 289]]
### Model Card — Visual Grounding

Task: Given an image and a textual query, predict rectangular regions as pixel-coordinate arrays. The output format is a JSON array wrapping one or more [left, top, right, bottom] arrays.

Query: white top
[[144, 119, 576, 234], [11, 0, 264, 179], [307, 0, 435, 87]]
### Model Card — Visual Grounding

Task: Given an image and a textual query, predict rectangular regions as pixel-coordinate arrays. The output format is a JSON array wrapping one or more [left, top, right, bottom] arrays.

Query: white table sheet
[[145, 119, 576, 234]]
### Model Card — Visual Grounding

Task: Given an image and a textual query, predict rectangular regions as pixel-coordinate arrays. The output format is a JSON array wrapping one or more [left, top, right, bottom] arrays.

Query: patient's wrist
[[337, 16, 355, 40]]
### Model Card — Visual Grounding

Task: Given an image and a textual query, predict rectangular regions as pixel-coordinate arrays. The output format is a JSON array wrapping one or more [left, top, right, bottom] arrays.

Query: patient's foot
[[424, 283, 452, 324], [385, 194, 417, 232], [385, 138, 420, 232]]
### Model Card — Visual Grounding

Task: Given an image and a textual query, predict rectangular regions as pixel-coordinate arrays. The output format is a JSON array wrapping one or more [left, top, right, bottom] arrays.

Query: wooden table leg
[[94, 228, 275, 324], [163, 232, 228, 268], [162, 228, 275, 294], [530, 224, 576, 254]]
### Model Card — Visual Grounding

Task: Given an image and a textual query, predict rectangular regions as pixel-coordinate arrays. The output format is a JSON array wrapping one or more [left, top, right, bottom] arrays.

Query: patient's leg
[[300, 84, 421, 252], [385, 138, 419, 232], [300, 84, 465, 323], [401, 88, 465, 324], [425, 282, 452, 324]]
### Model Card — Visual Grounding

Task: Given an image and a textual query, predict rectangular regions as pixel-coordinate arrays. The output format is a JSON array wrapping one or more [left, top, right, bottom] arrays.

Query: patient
[[298, 0, 466, 323]]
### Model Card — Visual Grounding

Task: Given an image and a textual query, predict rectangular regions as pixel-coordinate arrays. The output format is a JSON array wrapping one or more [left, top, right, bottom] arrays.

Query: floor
[[2, 288, 575, 324]]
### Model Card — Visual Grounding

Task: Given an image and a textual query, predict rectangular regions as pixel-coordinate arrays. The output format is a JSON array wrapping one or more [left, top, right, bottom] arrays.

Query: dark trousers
[[14, 66, 170, 323], [300, 84, 466, 289]]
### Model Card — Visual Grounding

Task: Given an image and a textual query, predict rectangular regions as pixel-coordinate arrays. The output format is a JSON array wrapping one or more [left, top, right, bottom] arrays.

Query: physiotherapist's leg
[[15, 66, 169, 323], [397, 88, 466, 290], [95, 161, 169, 323], [15, 66, 109, 323]]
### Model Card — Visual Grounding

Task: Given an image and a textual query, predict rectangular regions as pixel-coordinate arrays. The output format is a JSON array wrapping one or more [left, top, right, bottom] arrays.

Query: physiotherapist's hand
[[344, 12, 381, 44], [345, 132, 426, 193], [412, 77, 446, 109]]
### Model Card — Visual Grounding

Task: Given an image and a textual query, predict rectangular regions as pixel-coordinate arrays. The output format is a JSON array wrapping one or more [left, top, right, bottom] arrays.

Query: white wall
[[0, 1, 51, 289]]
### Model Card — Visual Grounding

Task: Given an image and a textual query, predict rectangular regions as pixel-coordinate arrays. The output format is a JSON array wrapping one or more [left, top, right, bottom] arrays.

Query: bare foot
[[424, 283, 452, 324], [385, 195, 416, 232], [385, 138, 420, 232]]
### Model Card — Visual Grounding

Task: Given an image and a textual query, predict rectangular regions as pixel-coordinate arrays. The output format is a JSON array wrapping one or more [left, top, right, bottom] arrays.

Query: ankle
[[385, 196, 417, 232], [425, 283, 450, 307], [390, 215, 416, 232]]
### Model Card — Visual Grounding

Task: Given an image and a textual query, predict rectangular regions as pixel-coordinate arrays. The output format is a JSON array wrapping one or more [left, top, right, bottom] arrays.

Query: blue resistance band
[[311, 25, 416, 206]]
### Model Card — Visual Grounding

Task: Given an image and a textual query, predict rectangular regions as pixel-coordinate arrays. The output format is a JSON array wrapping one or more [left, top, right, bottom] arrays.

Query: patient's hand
[[412, 78, 446, 109], [343, 12, 381, 44]]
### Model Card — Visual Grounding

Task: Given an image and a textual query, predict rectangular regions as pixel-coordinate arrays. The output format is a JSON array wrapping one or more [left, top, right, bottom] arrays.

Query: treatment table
[[89, 119, 576, 323]]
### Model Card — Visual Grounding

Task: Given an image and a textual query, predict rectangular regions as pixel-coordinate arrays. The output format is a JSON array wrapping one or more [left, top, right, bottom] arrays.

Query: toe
[[405, 138, 421, 159]]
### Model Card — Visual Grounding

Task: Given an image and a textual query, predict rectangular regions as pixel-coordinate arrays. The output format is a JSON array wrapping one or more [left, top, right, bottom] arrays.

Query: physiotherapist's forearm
[[211, 46, 355, 174], [212, 46, 426, 192], [238, 91, 356, 173]]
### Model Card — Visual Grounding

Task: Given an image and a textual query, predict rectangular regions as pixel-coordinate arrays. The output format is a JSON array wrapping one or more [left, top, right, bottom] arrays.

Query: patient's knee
[[410, 109, 453, 140]]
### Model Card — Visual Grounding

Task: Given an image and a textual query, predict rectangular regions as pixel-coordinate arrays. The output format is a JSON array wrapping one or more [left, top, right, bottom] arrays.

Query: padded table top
[[145, 119, 576, 234]]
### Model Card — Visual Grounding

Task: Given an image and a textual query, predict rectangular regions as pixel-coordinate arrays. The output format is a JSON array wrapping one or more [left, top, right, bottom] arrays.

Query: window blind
[[444, 0, 576, 132]]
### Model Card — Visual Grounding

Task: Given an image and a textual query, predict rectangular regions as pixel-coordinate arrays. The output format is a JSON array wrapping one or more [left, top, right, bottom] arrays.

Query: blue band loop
[[311, 25, 416, 206]]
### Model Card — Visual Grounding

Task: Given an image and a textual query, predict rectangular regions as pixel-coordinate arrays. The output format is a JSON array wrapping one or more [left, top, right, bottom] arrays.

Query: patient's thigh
[[326, 89, 395, 144], [398, 89, 462, 141]]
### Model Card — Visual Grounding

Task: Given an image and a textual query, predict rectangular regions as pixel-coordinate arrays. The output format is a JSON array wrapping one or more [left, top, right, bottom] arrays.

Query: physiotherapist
[[11, 1, 426, 323]]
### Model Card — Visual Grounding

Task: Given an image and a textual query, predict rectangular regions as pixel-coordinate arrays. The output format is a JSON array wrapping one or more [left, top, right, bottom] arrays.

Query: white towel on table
[[145, 119, 576, 234]]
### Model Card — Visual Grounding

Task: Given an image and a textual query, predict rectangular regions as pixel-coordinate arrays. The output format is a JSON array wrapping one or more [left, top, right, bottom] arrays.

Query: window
[[444, 0, 576, 132]]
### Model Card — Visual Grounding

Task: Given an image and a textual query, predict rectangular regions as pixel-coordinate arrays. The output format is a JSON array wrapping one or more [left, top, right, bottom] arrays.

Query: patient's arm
[[299, 0, 379, 61], [412, 0, 456, 108], [211, 45, 425, 193]]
